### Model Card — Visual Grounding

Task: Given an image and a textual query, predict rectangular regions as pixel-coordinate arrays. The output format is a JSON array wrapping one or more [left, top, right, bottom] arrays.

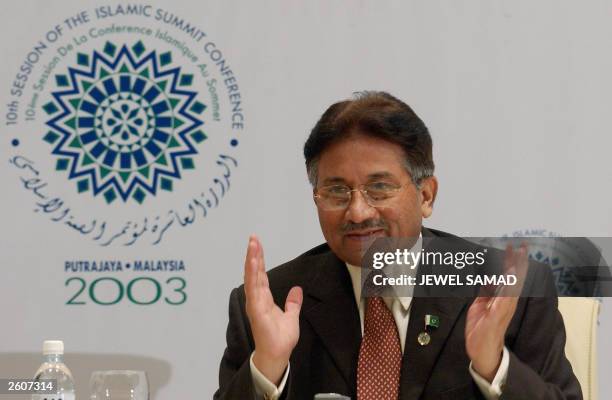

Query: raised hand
[[465, 243, 528, 382], [244, 235, 303, 385]]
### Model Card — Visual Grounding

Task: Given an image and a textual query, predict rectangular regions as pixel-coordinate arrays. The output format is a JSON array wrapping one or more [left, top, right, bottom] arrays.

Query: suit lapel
[[302, 252, 362, 392], [399, 296, 468, 400], [399, 227, 470, 399]]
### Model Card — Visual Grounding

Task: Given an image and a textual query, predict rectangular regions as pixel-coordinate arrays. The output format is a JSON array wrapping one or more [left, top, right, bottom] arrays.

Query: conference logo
[[44, 40, 206, 204], [499, 229, 604, 297], [5, 5, 245, 247]]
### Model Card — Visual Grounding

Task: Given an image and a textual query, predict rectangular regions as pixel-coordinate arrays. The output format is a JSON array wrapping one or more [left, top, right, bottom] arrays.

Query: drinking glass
[[89, 370, 149, 400]]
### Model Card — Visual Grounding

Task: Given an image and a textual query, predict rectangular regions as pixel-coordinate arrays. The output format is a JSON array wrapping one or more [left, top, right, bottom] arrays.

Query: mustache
[[341, 219, 388, 234]]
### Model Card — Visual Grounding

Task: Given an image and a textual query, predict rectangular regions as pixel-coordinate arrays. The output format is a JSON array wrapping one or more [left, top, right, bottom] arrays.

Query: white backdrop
[[1, 1, 610, 398]]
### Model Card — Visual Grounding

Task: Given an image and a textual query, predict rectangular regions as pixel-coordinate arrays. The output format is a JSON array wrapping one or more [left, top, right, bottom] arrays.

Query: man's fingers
[[488, 295, 518, 324], [284, 286, 303, 318], [252, 237, 270, 290], [245, 236, 269, 309], [501, 243, 529, 297], [498, 265, 516, 297], [257, 237, 266, 273], [494, 242, 527, 297], [260, 265, 270, 288], [245, 236, 299, 323], [244, 236, 259, 296], [514, 243, 529, 293]]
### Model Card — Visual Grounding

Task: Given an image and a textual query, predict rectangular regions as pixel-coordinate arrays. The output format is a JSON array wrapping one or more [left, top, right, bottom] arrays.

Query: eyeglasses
[[314, 181, 406, 211]]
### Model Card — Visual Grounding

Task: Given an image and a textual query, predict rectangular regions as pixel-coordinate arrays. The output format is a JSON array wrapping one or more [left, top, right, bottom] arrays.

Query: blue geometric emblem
[[42, 41, 207, 203]]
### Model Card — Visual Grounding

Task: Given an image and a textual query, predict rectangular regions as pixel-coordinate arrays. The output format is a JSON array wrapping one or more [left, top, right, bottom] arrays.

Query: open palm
[[465, 244, 528, 381], [244, 236, 302, 384]]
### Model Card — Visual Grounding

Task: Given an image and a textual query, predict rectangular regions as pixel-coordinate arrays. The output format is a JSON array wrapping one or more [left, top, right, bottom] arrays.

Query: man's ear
[[420, 176, 438, 218]]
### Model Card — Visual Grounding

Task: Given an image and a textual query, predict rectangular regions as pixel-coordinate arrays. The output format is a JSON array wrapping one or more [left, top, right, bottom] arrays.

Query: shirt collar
[[344, 233, 422, 312]]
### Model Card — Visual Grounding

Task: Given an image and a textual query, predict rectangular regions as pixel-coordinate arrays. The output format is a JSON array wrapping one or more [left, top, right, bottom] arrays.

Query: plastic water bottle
[[32, 340, 76, 400]]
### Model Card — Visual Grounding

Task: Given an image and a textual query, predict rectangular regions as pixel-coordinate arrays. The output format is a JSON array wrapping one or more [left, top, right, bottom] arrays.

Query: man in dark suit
[[214, 92, 582, 400]]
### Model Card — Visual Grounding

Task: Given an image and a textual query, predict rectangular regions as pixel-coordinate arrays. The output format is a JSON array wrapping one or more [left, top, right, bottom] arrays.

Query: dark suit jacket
[[214, 228, 583, 400]]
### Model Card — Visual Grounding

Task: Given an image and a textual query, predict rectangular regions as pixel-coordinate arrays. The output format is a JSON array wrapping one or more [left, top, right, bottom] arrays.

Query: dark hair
[[303, 91, 434, 186]]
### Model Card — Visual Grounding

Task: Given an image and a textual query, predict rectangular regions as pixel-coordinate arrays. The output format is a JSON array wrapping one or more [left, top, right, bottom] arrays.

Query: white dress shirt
[[250, 240, 509, 399]]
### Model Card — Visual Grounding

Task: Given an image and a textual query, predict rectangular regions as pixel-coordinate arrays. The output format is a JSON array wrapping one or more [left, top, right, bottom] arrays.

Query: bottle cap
[[43, 340, 64, 355]]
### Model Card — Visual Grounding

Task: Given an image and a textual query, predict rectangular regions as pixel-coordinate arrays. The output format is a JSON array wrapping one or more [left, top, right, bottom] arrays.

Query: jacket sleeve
[[213, 286, 258, 400], [502, 265, 583, 400]]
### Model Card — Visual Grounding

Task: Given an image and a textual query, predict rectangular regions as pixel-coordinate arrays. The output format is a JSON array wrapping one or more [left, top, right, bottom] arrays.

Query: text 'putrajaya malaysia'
[[63, 258, 187, 306]]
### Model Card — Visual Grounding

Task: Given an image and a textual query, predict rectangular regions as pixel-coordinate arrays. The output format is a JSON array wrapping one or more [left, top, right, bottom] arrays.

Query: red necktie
[[357, 297, 402, 400]]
